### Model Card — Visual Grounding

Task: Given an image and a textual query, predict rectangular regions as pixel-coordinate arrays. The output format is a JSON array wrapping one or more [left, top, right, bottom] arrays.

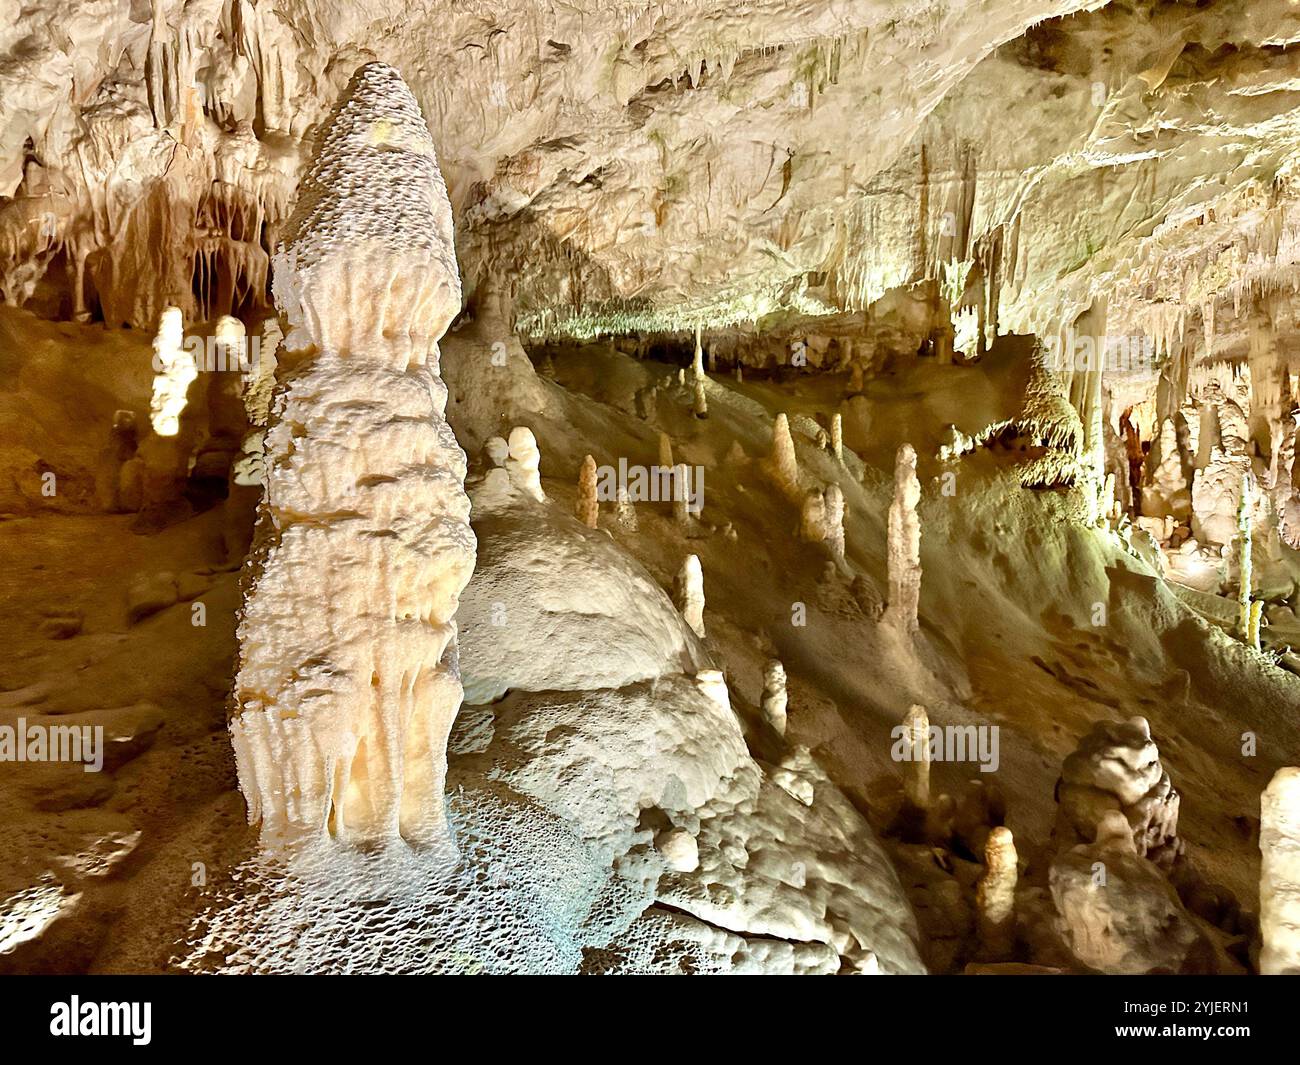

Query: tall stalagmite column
[[885, 443, 922, 634], [230, 63, 474, 850]]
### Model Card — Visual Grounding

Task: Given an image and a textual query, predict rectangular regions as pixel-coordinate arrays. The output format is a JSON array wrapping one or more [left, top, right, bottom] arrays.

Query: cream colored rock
[[148, 306, 193, 438], [506, 426, 546, 502], [976, 826, 1018, 958], [230, 64, 474, 851], [901, 704, 931, 810], [693, 375, 708, 419], [484, 436, 509, 468], [1054, 716, 1180, 868], [1260, 767, 1300, 976], [657, 827, 700, 873], [799, 487, 826, 544], [823, 483, 846, 566], [676, 554, 705, 638], [761, 659, 788, 736], [885, 443, 921, 634], [765, 413, 800, 503]]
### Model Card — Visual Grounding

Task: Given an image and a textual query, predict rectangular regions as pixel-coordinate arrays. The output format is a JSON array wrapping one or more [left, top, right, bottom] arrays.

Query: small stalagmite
[[1260, 767, 1300, 975], [658, 431, 675, 471], [885, 443, 921, 634], [506, 425, 546, 501], [799, 487, 827, 543], [676, 553, 706, 637], [976, 826, 1018, 958], [614, 484, 638, 530], [1237, 472, 1261, 650], [576, 454, 599, 528], [824, 483, 846, 565], [901, 704, 931, 810], [673, 462, 693, 525], [766, 412, 800, 502], [831, 412, 843, 461], [230, 63, 474, 851], [761, 659, 788, 735], [693, 375, 708, 419]]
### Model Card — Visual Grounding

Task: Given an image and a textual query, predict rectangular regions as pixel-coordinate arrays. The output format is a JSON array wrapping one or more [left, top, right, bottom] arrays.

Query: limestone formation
[[10, 0, 1300, 983], [823, 484, 846, 565], [1049, 811, 1202, 974], [799, 488, 826, 544], [576, 454, 599, 529], [976, 826, 1018, 958], [1054, 717, 1180, 868], [766, 413, 800, 503], [693, 375, 708, 419], [884, 443, 921, 634], [658, 431, 675, 472], [230, 64, 474, 850], [667, 462, 687, 526], [1260, 767, 1300, 975], [614, 484, 638, 531], [1236, 473, 1261, 651], [901, 704, 931, 810], [484, 436, 509, 468], [676, 554, 705, 638], [694, 668, 729, 711], [761, 659, 788, 736], [656, 827, 700, 873], [506, 426, 546, 502], [148, 306, 194, 438]]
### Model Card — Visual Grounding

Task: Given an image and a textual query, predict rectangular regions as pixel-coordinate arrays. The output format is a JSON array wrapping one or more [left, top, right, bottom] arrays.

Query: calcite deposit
[[3, 0, 1300, 990], [229, 63, 473, 849]]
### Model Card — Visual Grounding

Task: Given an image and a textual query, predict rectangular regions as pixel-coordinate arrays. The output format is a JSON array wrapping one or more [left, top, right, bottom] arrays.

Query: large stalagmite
[[229, 63, 474, 850]]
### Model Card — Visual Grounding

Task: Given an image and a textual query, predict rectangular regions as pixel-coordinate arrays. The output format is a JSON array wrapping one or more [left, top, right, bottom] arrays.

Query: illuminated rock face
[[230, 63, 473, 850], [1260, 767, 1300, 976], [1054, 717, 1180, 869]]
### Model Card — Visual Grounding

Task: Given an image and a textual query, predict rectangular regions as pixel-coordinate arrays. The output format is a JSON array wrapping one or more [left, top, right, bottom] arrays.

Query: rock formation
[[766, 413, 800, 503], [885, 444, 921, 634], [230, 64, 473, 850], [576, 454, 599, 529], [676, 554, 705, 638], [1260, 767, 1300, 976], [761, 659, 788, 736], [901, 704, 931, 811], [506, 426, 546, 502], [1049, 812, 1202, 974], [976, 826, 1017, 959], [1054, 717, 1180, 868], [823, 484, 846, 566]]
